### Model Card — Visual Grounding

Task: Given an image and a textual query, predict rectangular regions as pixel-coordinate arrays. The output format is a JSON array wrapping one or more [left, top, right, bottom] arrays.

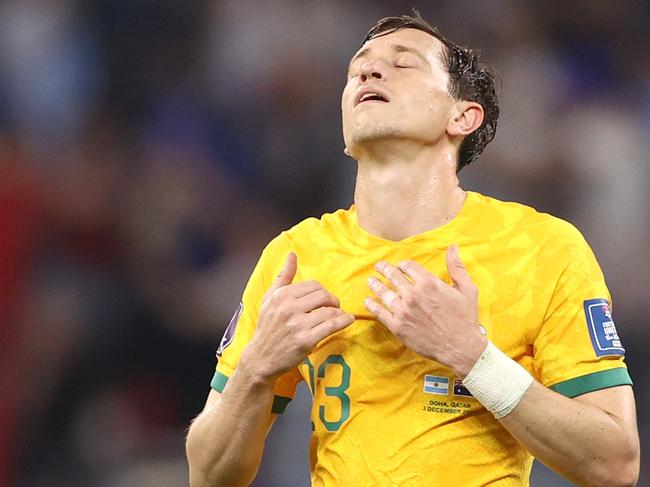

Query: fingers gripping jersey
[[211, 191, 631, 487], [211, 235, 304, 413]]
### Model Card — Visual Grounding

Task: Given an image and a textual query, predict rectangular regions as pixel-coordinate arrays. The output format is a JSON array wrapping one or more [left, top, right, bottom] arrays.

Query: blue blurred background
[[0, 1, 648, 486]]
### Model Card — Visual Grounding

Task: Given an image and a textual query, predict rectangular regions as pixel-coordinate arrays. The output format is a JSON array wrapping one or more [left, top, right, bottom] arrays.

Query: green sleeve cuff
[[550, 368, 632, 398], [211, 370, 229, 392], [210, 370, 293, 414]]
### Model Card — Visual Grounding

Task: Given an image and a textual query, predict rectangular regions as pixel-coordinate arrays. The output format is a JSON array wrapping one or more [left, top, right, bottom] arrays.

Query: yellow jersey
[[211, 191, 631, 487]]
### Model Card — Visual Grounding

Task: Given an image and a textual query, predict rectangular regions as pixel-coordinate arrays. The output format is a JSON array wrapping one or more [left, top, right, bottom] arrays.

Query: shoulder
[[282, 207, 353, 245], [473, 192, 587, 248], [255, 207, 352, 268], [473, 194, 605, 288]]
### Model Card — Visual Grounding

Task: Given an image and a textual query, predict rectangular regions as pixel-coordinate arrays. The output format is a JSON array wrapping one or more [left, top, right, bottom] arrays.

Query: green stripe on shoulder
[[210, 370, 293, 414], [550, 368, 632, 398], [211, 371, 229, 392]]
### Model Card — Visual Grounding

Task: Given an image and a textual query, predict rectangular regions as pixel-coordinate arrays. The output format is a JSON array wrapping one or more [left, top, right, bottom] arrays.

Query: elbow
[[185, 426, 257, 487], [603, 469, 639, 487], [188, 470, 208, 487], [187, 449, 222, 487], [186, 424, 218, 487], [612, 457, 640, 487], [186, 450, 206, 487], [187, 460, 255, 487], [593, 448, 640, 487], [186, 428, 207, 487], [613, 439, 640, 487]]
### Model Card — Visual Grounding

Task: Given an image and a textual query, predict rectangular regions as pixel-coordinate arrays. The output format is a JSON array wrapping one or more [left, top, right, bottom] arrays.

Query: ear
[[344, 147, 351, 157], [447, 101, 484, 137]]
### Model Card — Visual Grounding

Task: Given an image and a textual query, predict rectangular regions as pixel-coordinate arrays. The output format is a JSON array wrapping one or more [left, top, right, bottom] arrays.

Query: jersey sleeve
[[533, 225, 632, 397], [210, 233, 304, 413]]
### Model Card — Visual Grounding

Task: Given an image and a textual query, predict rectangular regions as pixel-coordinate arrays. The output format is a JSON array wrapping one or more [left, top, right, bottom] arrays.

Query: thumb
[[446, 245, 476, 298], [267, 252, 297, 295]]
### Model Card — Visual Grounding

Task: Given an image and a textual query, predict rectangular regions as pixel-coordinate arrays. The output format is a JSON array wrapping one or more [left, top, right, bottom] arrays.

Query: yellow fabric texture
[[214, 191, 630, 487]]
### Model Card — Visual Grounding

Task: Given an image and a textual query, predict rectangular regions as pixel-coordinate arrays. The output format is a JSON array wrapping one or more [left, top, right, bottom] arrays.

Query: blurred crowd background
[[0, 1, 648, 486]]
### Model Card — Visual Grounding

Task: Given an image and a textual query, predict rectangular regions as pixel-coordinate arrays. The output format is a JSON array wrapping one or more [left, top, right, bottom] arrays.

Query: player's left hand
[[365, 245, 487, 377]]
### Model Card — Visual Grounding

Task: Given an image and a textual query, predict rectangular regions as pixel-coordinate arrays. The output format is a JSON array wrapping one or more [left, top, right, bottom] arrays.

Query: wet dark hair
[[363, 12, 499, 171]]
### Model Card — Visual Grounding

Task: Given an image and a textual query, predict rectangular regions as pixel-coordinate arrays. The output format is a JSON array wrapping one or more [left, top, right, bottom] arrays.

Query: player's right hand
[[239, 252, 355, 383]]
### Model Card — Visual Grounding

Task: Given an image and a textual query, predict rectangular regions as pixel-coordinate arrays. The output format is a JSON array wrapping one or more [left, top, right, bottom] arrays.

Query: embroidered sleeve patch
[[217, 302, 243, 356], [583, 298, 625, 357]]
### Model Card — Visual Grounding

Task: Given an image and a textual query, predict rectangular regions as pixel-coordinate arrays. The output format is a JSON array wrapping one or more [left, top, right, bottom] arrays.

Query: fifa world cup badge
[[217, 302, 244, 356], [583, 299, 625, 357]]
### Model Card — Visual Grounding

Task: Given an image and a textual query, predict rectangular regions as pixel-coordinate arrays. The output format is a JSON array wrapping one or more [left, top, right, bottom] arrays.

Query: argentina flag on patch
[[423, 375, 449, 395]]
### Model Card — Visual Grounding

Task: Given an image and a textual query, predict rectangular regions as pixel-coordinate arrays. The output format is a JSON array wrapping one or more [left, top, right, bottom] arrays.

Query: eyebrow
[[348, 44, 430, 70]]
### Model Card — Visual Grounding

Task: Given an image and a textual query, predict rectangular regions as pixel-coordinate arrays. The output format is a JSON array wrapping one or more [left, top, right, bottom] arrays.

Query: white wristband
[[462, 340, 534, 419]]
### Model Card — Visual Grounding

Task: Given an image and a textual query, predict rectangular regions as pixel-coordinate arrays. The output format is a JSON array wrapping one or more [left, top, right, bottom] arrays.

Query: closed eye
[[394, 54, 419, 69]]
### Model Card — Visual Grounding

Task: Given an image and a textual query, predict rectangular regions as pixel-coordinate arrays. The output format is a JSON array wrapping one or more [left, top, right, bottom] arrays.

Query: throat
[[352, 147, 465, 242], [355, 186, 467, 242]]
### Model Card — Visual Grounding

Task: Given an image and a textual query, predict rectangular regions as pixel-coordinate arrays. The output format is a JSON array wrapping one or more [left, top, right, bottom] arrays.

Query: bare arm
[[186, 373, 278, 487], [500, 383, 639, 487], [186, 253, 355, 487]]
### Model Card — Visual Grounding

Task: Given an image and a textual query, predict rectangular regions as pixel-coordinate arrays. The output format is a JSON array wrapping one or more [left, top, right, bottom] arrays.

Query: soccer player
[[186, 13, 640, 487]]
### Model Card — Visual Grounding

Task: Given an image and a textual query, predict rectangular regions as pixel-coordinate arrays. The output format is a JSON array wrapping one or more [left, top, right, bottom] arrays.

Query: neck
[[353, 142, 466, 242]]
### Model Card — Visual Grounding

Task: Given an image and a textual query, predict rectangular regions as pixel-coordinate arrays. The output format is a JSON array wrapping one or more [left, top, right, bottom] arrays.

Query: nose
[[359, 59, 384, 82]]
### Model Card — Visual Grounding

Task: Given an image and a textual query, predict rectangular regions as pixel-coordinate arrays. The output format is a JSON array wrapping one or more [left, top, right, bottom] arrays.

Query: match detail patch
[[583, 298, 625, 357], [217, 302, 243, 356]]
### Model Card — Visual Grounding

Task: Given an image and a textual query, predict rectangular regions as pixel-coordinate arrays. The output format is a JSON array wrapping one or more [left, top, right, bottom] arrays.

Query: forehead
[[350, 28, 446, 65]]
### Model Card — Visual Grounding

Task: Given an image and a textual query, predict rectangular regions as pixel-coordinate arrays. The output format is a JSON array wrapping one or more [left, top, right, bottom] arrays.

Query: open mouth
[[355, 90, 389, 106], [359, 93, 387, 103]]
